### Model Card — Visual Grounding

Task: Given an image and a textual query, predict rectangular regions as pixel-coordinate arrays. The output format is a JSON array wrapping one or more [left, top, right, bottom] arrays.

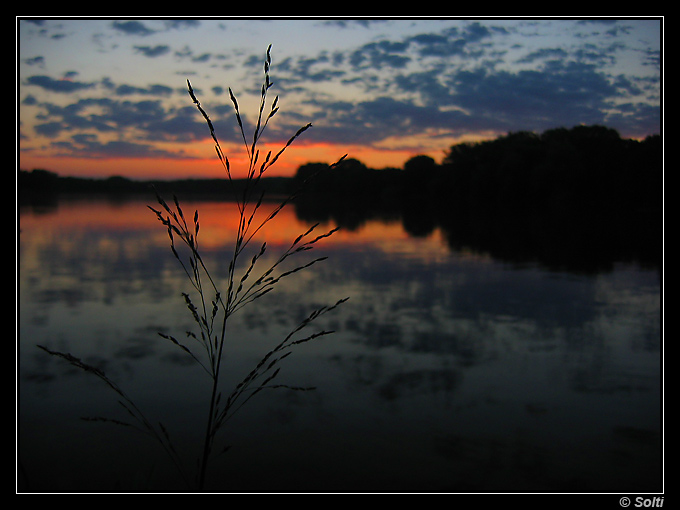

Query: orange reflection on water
[[152, 199, 453, 262], [20, 197, 453, 263]]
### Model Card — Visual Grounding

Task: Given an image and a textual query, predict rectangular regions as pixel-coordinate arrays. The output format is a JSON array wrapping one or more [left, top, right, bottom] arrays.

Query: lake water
[[18, 195, 662, 493]]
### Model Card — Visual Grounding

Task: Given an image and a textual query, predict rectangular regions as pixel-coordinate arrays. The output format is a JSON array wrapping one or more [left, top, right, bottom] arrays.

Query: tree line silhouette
[[293, 125, 660, 218], [20, 125, 661, 272]]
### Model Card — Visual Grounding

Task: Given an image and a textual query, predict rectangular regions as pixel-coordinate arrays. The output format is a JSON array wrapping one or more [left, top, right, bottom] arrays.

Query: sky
[[18, 17, 662, 181]]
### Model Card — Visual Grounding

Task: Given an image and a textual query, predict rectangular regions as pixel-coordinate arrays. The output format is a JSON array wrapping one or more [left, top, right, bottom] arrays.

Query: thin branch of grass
[[213, 302, 347, 429], [36, 345, 192, 489], [188, 80, 230, 180], [181, 45, 348, 490], [38, 44, 349, 493]]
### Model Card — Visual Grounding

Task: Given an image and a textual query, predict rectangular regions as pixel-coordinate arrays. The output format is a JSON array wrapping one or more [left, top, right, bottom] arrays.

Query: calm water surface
[[18, 196, 662, 493]]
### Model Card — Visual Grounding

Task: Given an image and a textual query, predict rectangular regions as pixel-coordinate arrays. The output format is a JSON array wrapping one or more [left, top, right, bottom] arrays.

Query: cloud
[[263, 21, 506, 92], [270, 54, 346, 85], [110, 20, 155, 36], [34, 97, 119, 137], [348, 40, 411, 70], [108, 20, 201, 43], [444, 62, 619, 131], [28, 92, 208, 156], [516, 48, 569, 64], [405, 23, 501, 59], [321, 20, 390, 29], [113, 83, 174, 97], [25, 75, 96, 93], [642, 48, 661, 70], [27, 97, 209, 161], [23, 56, 45, 68], [22, 95, 38, 106], [52, 138, 182, 159], [34, 121, 65, 137], [163, 20, 201, 31], [393, 69, 450, 106], [174, 45, 217, 63], [296, 95, 468, 147], [134, 45, 171, 58]]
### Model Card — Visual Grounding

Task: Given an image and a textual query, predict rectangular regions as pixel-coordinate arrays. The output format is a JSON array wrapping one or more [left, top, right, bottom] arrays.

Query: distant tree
[[295, 162, 330, 183], [294, 162, 332, 195], [404, 155, 436, 174], [20, 169, 60, 190], [403, 155, 437, 196]]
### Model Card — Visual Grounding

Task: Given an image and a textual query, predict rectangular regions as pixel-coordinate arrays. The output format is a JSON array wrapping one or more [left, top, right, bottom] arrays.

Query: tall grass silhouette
[[38, 45, 348, 492]]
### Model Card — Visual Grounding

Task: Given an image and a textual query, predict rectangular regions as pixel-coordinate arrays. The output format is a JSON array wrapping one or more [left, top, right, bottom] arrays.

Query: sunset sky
[[18, 17, 662, 181]]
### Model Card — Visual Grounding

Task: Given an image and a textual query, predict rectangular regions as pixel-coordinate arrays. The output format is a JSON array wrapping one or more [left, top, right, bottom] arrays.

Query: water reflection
[[18, 196, 661, 492]]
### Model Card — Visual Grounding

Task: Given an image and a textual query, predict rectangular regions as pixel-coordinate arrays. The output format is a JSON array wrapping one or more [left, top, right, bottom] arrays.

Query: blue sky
[[18, 17, 662, 180]]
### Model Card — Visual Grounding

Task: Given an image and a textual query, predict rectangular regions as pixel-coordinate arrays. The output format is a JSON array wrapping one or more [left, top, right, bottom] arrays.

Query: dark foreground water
[[18, 195, 662, 493]]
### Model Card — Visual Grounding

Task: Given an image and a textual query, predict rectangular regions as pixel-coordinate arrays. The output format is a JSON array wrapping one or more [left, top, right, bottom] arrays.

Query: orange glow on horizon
[[18, 154, 295, 181], [19, 133, 494, 182], [20, 147, 432, 182]]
